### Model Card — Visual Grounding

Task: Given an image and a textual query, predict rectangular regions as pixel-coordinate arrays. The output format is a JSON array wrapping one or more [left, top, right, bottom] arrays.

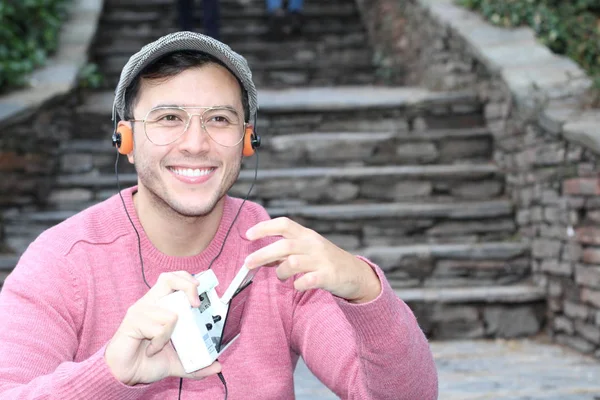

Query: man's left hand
[[245, 217, 382, 304]]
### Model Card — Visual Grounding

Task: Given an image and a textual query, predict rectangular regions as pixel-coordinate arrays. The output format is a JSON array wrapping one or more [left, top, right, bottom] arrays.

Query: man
[[0, 32, 438, 399]]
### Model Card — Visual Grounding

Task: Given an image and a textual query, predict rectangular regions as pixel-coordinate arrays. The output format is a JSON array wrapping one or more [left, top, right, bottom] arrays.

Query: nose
[[178, 113, 211, 154]]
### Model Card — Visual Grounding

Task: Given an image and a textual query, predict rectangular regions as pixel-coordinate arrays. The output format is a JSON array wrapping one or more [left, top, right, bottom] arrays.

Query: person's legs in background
[[287, 0, 304, 35], [287, 0, 303, 13], [266, 0, 285, 38], [266, 0, 283, 13], [177, 0, 195, 32], [202, 0, 221, 40]]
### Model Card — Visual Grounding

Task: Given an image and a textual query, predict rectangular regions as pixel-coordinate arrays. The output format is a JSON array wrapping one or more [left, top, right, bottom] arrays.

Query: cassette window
[[217, 280, 253, 353]]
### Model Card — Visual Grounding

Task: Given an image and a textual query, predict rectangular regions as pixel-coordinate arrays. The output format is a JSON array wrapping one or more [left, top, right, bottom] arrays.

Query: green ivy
[[0, 0, 70, 93], [457, 0, 600, 90], [77, 63, 104, 89]]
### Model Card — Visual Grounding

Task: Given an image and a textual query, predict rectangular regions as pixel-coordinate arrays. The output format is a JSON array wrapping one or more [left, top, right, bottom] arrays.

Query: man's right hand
[[104, 271, 222, 386]]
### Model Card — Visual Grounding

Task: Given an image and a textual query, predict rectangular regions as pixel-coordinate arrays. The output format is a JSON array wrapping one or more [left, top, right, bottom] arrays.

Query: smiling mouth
[[168, 167, 215, 177]]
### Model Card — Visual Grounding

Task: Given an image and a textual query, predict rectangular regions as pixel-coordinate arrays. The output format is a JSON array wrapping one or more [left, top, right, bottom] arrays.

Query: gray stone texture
[[432, 338, 600, 399], [356, 0, 600, 360], [483, 306, 541, 338]]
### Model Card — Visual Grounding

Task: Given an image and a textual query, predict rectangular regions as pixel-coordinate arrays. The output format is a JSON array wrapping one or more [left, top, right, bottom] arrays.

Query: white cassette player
[[158, 265, 256, 373]]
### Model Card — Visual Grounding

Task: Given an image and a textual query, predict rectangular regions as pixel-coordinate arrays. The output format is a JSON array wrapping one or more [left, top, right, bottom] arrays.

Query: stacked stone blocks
[[357, 0, 600, 356]]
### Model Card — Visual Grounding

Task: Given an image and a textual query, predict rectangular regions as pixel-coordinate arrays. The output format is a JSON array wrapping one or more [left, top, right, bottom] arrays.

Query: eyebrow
[[154, 103, 238, 110]]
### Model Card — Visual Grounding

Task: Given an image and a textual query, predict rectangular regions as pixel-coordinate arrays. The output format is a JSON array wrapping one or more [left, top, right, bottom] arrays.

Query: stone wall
[[0, 0, 102, 253], [356, 0, 600, 356], [0, 93, 82, 252]]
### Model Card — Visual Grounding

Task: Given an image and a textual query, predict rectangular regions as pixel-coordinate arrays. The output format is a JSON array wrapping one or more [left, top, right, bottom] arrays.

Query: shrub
[[0, 0, 70, 93], [458, 0, 600, 91], [77, 63, 104, 89]]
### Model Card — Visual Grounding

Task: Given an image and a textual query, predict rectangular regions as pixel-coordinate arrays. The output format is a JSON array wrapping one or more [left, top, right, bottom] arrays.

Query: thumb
[[190, 361, 222, 379], [172, 360, 222, 380]]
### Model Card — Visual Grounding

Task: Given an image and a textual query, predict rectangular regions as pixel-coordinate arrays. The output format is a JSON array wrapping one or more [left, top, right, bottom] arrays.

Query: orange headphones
[[112, 124, 261, 157]]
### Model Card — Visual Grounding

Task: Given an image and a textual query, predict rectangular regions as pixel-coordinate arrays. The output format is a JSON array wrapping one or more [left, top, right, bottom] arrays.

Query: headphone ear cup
[[242, 126, 255, 157], [116, 126, 133, 155]]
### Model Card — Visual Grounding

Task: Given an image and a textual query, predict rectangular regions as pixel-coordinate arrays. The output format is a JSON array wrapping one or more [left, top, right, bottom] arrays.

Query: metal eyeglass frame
[[129, 105, 247, 147]]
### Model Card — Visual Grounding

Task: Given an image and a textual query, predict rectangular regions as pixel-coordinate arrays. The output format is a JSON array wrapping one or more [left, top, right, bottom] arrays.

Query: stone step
[[51, 164, 504, 208], [49, 163, 505, 210], [77, 87, 480, 117], [101, 71, 379, 91], [95, 45, 372, 68], [59, 128, 491, 154], [265, 200, 515, 248], [3, 199, 515, 254], [267, 199, 512, 220], [95, 22, 365, 44], [362, 242, 529, 288], [94, 34, 369, 59], [97, 53, 375, 83], [100, 7, 359, 24], [0, 241, 528, 287], [395, 284, 546, 339], [103, 0, 352, 8], [262, 129, 492, 167], [255, 87, 479, 113], [59, 127, 492, 172], [57, 164, 501, 186]]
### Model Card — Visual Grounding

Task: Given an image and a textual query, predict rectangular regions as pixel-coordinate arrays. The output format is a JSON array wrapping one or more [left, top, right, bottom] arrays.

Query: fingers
[[144, 308, 179, 357], [246, 217, 306, 241], [189, 361, 222, 379], [121, 304, 178, 357], [245, 239, 308, 270], [293, 271, 321, 292], [147, 271, 200, 307], [274, 254, 314, 281]]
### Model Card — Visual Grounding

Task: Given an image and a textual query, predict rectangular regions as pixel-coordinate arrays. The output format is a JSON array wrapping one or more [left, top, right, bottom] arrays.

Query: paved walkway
[[294, 337, 600, 399]]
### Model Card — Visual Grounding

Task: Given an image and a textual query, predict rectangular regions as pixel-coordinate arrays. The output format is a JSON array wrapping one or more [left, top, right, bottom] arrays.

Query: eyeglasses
[[130, 106, 245, 147]]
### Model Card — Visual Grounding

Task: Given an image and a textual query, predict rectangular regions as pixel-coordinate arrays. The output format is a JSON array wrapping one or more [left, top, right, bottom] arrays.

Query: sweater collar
[[119, 186, 242, 276]]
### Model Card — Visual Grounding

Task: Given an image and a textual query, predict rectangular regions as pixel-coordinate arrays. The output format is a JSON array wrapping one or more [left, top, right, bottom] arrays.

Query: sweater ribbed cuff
[[54, 345, 152, 400], [334, 256, 414, 343]]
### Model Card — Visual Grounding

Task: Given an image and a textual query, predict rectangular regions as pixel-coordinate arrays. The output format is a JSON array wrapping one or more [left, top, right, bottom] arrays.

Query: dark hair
[[123, 50, 250, 122]]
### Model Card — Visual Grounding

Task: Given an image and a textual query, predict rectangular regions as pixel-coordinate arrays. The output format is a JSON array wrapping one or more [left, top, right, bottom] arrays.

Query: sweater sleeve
[[289, 256, 438, 400], [0, 240, 150, 400]]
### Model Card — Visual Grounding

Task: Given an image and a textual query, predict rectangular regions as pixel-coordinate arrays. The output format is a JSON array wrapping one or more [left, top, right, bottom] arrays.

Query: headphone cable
[[115, 151, 259, 400]]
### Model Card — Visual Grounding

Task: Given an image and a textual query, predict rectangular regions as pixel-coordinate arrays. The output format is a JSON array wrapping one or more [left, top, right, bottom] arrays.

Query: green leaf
[[456, 0, 600, 98], [0, 0, 71, 94]]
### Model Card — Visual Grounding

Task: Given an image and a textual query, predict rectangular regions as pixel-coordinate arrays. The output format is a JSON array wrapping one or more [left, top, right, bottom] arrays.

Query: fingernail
[[246, 228, 254, 239]]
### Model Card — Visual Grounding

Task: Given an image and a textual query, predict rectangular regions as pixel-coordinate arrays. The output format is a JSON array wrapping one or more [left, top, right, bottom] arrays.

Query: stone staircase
[[0, 0, 546, 339], [91, 0, 379, 88]]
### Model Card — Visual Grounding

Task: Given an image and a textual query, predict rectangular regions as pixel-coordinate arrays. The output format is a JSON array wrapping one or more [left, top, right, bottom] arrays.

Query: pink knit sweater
[[0, 187, 438, 399]]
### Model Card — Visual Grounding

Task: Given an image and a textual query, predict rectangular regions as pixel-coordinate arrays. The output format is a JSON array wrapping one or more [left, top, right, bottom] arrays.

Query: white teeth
[[170, 167, 212, 177]]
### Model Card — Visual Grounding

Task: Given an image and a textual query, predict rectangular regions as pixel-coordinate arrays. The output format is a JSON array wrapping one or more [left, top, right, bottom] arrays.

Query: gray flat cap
[[112, 31, 258, 122]]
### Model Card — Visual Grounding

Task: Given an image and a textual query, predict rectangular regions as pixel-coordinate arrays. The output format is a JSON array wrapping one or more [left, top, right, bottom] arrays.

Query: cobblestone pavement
[[294, 358, 338, 400], [434, 338, 600, 400], [294, 337, 600, 399]]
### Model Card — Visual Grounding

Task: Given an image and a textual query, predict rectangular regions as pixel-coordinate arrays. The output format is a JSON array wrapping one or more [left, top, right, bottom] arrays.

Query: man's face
[[128, 64, 245, 217]]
